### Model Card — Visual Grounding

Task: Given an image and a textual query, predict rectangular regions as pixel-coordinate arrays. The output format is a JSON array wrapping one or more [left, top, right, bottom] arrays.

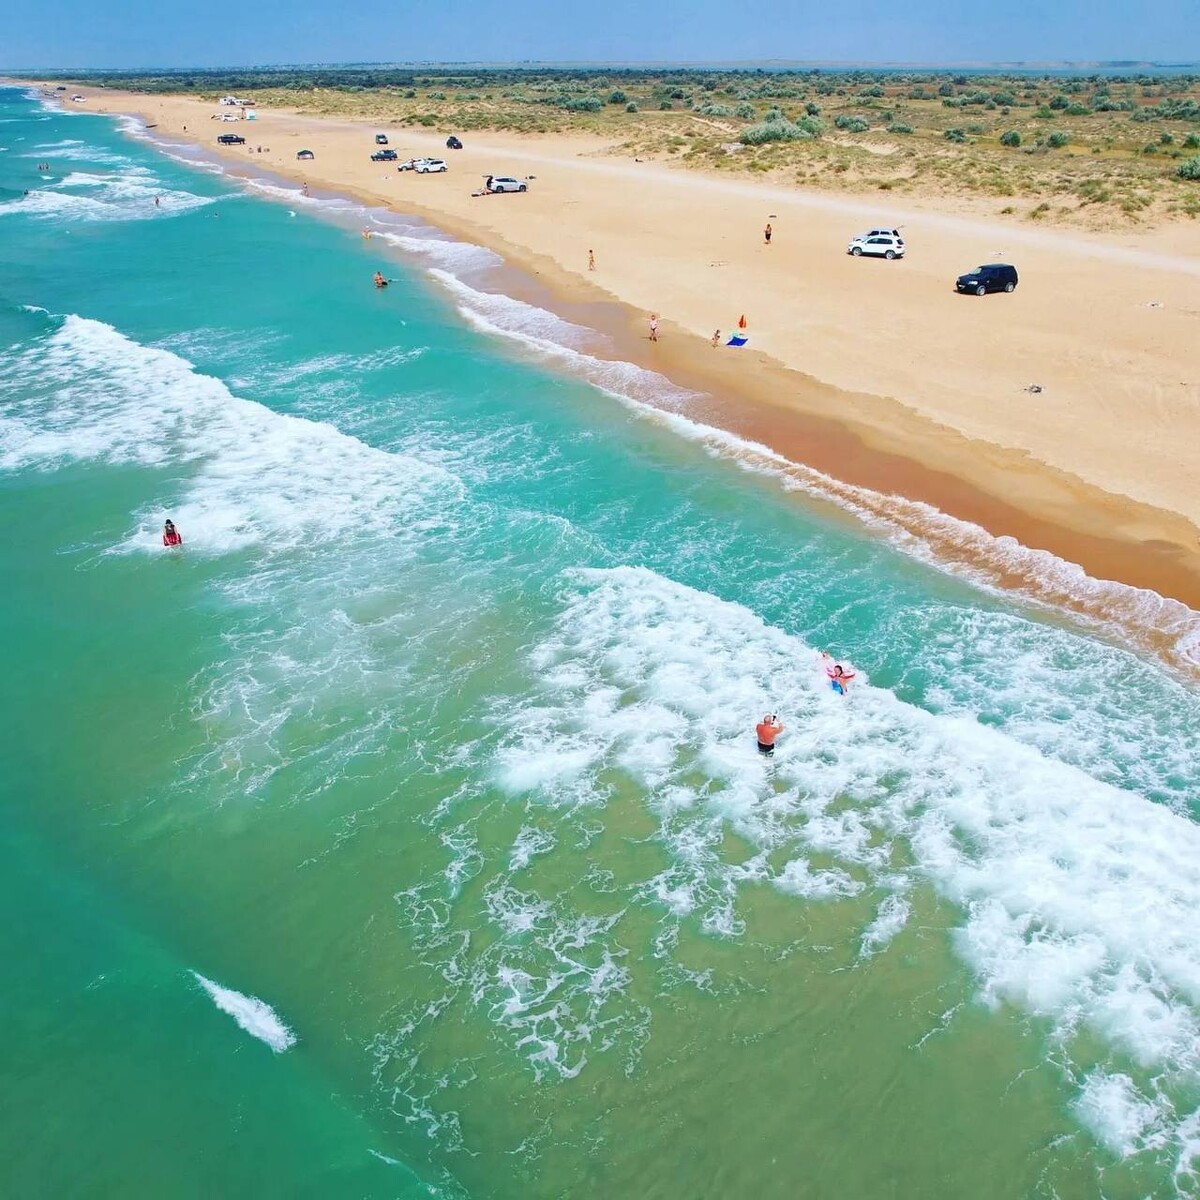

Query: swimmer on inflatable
[[162, 518, 182, 548], [820, 652, 859, 700], [373, 271, 388, 288], [755, 713, 784, 756]]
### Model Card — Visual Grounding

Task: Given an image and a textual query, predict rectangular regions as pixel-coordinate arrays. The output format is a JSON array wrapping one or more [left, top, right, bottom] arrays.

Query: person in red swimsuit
[[162, 519, 182, 547], [755, 713, 784, 756]]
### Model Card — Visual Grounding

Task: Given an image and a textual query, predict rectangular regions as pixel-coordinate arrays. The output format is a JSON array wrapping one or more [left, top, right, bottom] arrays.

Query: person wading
[[755, 713, 784, 756]]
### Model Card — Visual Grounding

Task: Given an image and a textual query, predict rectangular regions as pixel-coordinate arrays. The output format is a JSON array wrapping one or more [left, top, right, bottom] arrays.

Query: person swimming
[[162, 519, 182, 548], [373, 271, 388, 288], [755, 713, 784, 756], [826, 662, 855, 696]]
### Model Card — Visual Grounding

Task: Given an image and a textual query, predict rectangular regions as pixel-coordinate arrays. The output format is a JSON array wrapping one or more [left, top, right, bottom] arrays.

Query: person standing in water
[[755, 713, 784, 756], [162, 519, 182, 548], [373, 271, 387, 288]]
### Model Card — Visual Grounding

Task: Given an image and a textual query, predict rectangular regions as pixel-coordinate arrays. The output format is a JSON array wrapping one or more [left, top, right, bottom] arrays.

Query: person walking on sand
[[588, 249, 596, 271], [711, 329, 721, 348], [755, 713, 784, 756], [764, 222, 772, 245], [648, 314, 659, 342], [301, 182, 309, 198]]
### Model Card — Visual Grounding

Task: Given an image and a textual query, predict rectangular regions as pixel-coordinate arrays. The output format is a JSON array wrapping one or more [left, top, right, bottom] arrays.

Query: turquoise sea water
[[3, 87, 1200, 1198]]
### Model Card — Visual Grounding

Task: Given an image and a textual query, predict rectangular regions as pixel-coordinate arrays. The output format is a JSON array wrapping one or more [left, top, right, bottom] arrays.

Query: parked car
[[446, 135, 463, 150], [370, 149, 398, 162], [848, 233, 904, 259], [397, 157, 427, 172], [217, 134, 247, 145], [956, 263, 1019, 295], [374, 133, 389, 145], [415, 158, 448, 174], [487, 176, 527, 193]]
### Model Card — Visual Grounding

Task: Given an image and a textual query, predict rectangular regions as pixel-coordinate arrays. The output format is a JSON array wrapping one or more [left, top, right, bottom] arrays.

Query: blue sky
[[4, 0, 1197, 69]]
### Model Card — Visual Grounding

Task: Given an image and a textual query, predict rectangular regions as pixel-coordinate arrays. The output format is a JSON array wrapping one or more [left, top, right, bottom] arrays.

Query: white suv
[[488, 176, 527, 193], [415, 158, 447, 174], [848, 231, 905, 259]]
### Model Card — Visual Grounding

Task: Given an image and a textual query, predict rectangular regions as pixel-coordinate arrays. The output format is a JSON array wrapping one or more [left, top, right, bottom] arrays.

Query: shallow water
[[2, 87, 1199, 1198]]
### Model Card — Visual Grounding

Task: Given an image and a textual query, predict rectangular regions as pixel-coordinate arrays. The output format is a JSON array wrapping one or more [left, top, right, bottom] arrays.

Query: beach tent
[[296, 149, 314, 160]]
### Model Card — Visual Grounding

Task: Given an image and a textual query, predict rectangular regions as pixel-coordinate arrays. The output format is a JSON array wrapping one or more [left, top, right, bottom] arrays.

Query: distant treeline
[[40, 65, 1200, 97]]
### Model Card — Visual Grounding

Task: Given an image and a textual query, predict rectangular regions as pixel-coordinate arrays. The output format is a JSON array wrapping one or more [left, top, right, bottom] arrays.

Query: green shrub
[[1034, 106, 1054, 119], [735, 101, 756, 119], [608, 89, 626, 105], [1049, 94, 1069, 110], [1046, 130, 1070, 148], [1183, 133, 1200, 149], [999, 129, 1021, 147], [1143, 143, 1158, 155], [944, 127, 967, 143], [561, 96, 602, 112], [741, 115, 823, 144], [1160, 131, 1174, 144], [805, 101, 821, 116], [1065, 104, 1092, 116], [430, 91, 446, 100], [625, 101, 638, 113], [887, 122, 913, 134], [1177, 156, 1200, 179], [660, 99, 673, 110], [835, 115, 870, 133], [696, 103, 733, 117]]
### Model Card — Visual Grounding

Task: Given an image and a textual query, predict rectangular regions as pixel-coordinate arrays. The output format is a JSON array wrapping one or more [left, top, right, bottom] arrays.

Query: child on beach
[[649, 314, 659, 342]]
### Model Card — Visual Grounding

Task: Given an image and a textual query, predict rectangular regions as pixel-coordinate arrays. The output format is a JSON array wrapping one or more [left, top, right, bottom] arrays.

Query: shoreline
[[18, 83, 1200, 670]]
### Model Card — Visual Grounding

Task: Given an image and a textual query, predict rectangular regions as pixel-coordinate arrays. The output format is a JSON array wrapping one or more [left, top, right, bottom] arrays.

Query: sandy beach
[[51, 87, 1200, 616]]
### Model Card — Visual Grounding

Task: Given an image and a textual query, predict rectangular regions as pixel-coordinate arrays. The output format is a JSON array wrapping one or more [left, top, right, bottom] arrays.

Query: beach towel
[[726, 335, 749, 347]]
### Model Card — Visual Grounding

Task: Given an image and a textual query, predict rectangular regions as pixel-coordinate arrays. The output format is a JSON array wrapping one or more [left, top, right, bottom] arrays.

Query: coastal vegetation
[[60, 65, 1200, 225]]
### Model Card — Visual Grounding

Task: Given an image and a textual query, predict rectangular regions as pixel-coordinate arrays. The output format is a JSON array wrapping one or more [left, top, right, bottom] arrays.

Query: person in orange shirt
[[755, 713, 784, 756], [162, 519, 182, 548]]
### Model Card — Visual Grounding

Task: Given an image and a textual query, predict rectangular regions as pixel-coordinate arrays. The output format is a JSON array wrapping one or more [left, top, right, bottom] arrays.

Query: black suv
[[956, 263, 1018, 295], [370, 148, 398, 161], [217, 133, 246, 145], [446, 135, 463, 150]]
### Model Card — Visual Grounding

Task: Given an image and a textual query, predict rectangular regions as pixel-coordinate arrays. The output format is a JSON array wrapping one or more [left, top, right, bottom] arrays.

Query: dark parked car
[[370, 149, 398, 161], [217, 134, 246, 145], [956, 263, 1018, 295], [446, 135, 463, 150], [374, 133, 389, 145]]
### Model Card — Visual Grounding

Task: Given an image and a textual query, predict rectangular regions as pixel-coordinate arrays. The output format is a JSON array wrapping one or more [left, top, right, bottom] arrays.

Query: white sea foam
[[489, 564, 1200, 1168], [0, 315, 460, 555], [192, 971, 297, 1052], [429, 269, 698, 410], [649, 408, 1200, 674], [2, 160, 217, 223]]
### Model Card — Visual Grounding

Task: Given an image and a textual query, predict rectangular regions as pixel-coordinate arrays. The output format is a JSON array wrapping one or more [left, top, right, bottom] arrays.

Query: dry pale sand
[[56, 89, 1200, 618]]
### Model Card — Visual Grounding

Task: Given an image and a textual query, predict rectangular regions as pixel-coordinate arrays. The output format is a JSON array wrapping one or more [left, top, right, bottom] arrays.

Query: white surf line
[[192, 972, 297, 1052], [425, 270, 1200, 674]]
